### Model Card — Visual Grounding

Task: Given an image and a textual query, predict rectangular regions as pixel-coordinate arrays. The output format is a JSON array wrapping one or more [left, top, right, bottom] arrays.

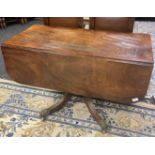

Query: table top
[[2, 24, 154, 64]]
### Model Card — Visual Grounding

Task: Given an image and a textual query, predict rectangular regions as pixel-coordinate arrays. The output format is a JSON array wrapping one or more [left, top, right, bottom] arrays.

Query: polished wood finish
[[44, 17, 83, 28], [2, 25, 153, 103], [90, 17, 135, 32], [41, 93, 72, 118], [84, 98, 107, 131]]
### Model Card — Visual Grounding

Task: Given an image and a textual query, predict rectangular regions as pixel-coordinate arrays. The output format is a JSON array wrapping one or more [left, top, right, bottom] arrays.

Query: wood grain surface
[[2, 25, 154, 103], [43, 17, 83, 28], [90, 17, 135, 32]]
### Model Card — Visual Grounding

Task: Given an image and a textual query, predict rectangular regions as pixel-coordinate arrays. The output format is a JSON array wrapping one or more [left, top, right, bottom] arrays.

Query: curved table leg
[[84, 98, 107, 132], [41, 92, 107, 132], [41, 93, 72, 119]]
